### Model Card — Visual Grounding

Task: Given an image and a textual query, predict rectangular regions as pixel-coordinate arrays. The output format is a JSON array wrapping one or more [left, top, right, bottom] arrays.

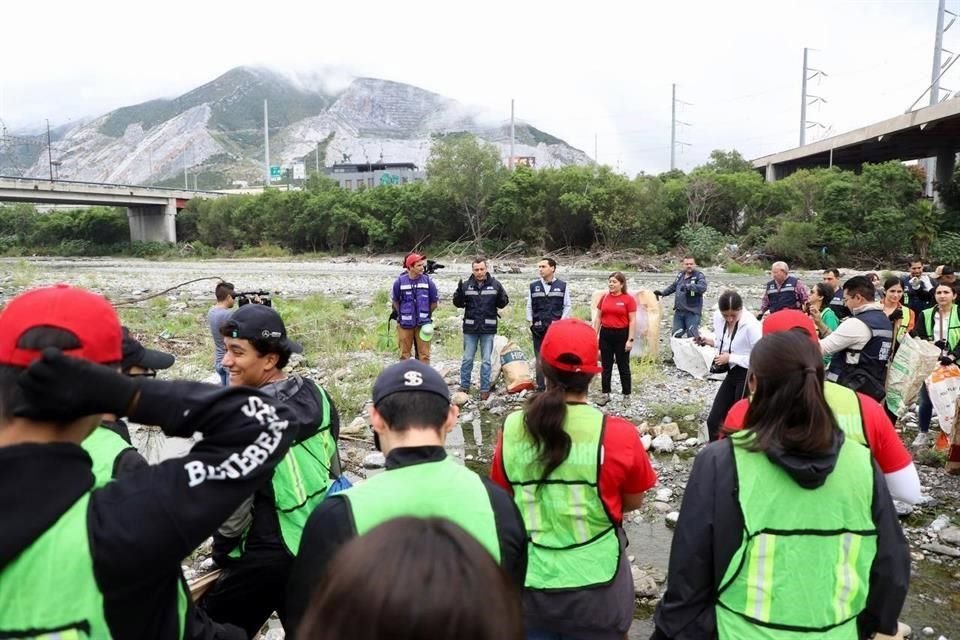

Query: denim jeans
[[216, 366, 229, 386], [672, 310, 702, 338], [460, 333, 495, 391]]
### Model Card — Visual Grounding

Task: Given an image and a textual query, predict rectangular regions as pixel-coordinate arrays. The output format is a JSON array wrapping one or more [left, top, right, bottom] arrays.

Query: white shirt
[[711, 310, 763, 369], [820, 302, 883, 355], [525, 277, 573, 322]]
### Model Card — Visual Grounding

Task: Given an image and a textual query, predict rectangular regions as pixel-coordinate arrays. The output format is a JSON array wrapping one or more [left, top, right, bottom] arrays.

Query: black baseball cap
[[224, 304, 303, 353], [943, 266, 956, 276], [372, 360, 450, 406], [121, 327, 175, 371]]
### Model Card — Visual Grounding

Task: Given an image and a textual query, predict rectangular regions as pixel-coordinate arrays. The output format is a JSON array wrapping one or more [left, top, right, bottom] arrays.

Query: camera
[[235, 290, 272, 307], [709, 362, 730, 375], [425, 259, 444, 275]]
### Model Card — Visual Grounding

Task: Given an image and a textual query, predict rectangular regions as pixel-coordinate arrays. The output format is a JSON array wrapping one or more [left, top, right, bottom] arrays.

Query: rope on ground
[[111, 276, 226, 306]]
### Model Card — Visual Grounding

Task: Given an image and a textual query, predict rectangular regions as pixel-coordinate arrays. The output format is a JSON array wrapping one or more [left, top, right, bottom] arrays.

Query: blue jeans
[[461, 333, 494, 391], [216, 366, 229, 386], [525, 630, 582, 640], [672, 310, 702, 338]]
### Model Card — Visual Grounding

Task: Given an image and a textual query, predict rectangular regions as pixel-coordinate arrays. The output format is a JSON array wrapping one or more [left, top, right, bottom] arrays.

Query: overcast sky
[[0, 0, 950, 175]]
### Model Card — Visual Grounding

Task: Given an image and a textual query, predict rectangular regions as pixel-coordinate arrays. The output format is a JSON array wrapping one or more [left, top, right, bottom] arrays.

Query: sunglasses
[[125, 371, 157, 378]]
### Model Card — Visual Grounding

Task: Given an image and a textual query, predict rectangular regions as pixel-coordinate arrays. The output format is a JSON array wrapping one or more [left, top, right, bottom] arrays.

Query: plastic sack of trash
[[489, 335, 509, 385], [499, 340, 536, 393], [925, 363, 960, 434], [589, 289, 661, 359], [671, 334, 716, 380], [885, 334, 940, 418]]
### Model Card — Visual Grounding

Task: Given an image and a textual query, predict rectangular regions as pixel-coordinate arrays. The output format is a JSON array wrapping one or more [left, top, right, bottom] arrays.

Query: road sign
[[270, 165, 281, 179]]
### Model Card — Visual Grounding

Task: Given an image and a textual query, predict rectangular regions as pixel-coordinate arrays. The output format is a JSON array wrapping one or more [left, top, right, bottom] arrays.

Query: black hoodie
[[0, 380, 299, 640], [651, 431, 910, 640]]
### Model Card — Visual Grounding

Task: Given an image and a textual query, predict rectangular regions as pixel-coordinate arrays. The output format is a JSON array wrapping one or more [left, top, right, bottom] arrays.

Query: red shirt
[[596, 293, 637, 330], [723, 391, 912, 474], [490, 411, 657, 523]]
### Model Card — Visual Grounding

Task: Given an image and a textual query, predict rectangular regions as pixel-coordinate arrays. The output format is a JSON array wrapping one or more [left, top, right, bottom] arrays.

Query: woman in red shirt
[[593, 272, 637, 405]]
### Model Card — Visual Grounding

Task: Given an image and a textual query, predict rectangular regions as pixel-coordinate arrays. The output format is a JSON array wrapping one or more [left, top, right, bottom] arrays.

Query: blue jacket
[[661, 270, 707, 314]]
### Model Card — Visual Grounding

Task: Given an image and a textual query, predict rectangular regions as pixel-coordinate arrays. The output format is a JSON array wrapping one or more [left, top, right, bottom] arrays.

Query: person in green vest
[[652, 330, 910, 640], [909, 282, 960, 447], [297, 517, 523, 640], [199, 303, 342, 638], [491, 318, 657, 640], [0, 284, 301, 640], [285, 359, 528, 638]]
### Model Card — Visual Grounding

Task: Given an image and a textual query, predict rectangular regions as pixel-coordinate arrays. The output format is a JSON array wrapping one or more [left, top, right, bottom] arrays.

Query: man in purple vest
[[392, 253, 439, 364]]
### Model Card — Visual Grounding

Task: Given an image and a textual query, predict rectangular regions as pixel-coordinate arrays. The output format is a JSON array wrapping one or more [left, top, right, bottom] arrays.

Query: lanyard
[[718, 321, 739, 354]]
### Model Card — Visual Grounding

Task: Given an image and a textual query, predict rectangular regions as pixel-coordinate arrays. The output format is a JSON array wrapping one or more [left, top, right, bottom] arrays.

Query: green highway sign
[[270, 165, 282, 178]]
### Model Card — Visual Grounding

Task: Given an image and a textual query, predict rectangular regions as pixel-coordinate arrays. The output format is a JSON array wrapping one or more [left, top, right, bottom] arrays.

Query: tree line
[[2, 134, 960, 267]]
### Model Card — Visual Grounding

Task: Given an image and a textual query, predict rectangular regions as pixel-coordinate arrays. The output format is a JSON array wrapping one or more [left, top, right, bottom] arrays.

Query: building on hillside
[[324, 162, 425, 190]]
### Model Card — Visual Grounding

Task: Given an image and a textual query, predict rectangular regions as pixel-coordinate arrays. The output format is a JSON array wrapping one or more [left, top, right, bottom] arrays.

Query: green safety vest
[[894, 306, 913, 344], [343, 456, 500, 561], [272, 384, 338, 556], [922, 305, 960, 351], [0, 493, 110, 639], [501, 404, 619, 590], [716, 431, 878, 639], [82, 425, 137, 488], [822, 382, 868, 447]]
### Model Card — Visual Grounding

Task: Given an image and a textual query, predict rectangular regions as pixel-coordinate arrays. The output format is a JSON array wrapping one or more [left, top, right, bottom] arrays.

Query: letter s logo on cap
[[403, 371, 423, 387]]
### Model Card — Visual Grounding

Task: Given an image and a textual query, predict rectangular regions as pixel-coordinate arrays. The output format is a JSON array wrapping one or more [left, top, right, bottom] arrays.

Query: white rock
[[341, 416, 368, 436], [921, 543, 960, 558], [665, 512, 680, 528], [633, 573, 659, 598], [660, 422, 681, 439], [661, 416, 673, 424], [682, 414, 696, 422], [652, 501, 673, 513], [929, 514, 950, 532], [684, 437, 699, 446], [451, 391, 470, 406], [362, 452, 385, 469], [655, 488, 673, 502], [922, 627, 934, 636], [640, 434, 653, 451], [200, 557, 216, 571], [939, 526, 960, 546], [651, 435, 675, 452]]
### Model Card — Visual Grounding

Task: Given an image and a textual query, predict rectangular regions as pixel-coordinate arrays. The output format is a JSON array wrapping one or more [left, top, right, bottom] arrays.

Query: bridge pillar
[[935, 151, 957, 205], [127, 198, 178, 243], [764, 163, 780, 183]]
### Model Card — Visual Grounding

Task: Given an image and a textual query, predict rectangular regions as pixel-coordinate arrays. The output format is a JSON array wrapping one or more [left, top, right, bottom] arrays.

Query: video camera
[[425, 259, 444, 275], [235, 290, 272, 307]]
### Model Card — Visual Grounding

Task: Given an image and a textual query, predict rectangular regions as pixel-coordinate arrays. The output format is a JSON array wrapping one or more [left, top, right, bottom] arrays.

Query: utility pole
[[45, 119, 53, 182], [315, 141, 321, 175], [800, 48, 827, 146], [509, 99, 515, 169], [670, 84, 691, 170], [264, 99, 271, 186], [926, 0, 955, 195]]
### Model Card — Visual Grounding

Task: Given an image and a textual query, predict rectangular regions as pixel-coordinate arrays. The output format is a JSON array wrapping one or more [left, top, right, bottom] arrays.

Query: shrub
[[679, 224, 727, 265]]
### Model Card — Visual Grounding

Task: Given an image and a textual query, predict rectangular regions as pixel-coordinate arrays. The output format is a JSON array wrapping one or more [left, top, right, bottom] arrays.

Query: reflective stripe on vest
[[271, 384, 336, 555], [827, 309, 893, 392], [82, 425, 136, 488], [822, 382, 868, 446], [922, 305, 960, 351], [501, 405, 619, 590], [344, 457, 500, 561], [894, 306, 913, 344], [716, 432, 877, 639], [0, 493, 109, 638]]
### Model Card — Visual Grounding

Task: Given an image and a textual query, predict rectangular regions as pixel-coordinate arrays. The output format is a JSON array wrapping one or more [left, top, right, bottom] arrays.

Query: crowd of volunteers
[[4, 251, 954, 639]]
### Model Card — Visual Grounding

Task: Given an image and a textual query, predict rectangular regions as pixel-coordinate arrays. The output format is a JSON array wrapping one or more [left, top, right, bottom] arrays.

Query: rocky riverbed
[[3, 256, 958, 638]]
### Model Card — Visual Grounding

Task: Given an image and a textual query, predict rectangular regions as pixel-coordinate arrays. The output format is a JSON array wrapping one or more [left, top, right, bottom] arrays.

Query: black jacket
[[452, 275, 509, 334], [651, 433, 910, 640], [0, 381, 300, 640], [284, 446, 528, 637]]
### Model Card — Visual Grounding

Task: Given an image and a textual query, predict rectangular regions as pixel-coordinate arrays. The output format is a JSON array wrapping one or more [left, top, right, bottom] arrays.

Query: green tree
[[426, 134, 505, 248]]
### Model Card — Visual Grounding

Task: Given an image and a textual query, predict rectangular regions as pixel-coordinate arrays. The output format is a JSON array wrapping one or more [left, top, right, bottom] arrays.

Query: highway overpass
[[0, 177, 223, 243], [752, 98, 960, 187]]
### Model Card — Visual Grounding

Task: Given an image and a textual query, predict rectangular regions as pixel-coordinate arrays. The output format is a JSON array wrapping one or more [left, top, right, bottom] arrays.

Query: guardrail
[[0, 175, 223, 196]]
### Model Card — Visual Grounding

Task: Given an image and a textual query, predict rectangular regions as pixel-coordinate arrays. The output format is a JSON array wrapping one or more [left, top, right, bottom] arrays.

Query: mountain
[[1, 67, 591, 187]]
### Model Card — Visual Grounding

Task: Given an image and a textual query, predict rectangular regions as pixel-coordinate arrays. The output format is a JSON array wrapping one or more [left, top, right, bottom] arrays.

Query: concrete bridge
[[0, 177, 223, 243], [752, 98, 960, 188]]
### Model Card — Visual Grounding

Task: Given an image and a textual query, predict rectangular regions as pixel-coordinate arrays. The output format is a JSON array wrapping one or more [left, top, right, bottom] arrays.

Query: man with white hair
[[757, 261, 808, 319]]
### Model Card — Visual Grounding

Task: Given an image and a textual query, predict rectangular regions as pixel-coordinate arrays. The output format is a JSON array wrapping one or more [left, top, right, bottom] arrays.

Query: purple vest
[[396, 274, 434, 328]]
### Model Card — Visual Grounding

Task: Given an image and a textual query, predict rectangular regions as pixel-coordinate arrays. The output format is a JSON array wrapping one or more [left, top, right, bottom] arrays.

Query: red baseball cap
[[0, 284, 122, 367], [404, 253, 426, 269], [539, 319, 603, 374], [761, 309, 818, 344]]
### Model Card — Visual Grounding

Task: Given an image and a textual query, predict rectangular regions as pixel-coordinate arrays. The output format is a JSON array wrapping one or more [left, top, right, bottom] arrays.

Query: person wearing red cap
[[392, 252, 439, 363], [723, 309, 921, 505], [491, 318, 657, 639], [0, 284, 302, 640]]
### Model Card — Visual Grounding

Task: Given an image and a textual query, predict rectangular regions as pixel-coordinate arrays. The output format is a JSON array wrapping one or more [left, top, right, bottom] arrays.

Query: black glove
[[14, 348, 140, 422], [756, 312, 765, 321], [935, 339, 948, 351], [653, 290, 662, 300], [889, 308, 903, 322], [940, 355, 956, 366]]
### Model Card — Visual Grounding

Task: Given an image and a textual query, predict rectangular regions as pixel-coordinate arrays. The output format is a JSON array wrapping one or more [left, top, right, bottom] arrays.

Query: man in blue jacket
[[452, 257, 509, 400], [655, 256, 708, 338]]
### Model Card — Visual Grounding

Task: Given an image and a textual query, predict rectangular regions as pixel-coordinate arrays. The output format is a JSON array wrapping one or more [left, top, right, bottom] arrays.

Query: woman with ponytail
[[491, 319, 656, 639], [652, 331, 909, 640]]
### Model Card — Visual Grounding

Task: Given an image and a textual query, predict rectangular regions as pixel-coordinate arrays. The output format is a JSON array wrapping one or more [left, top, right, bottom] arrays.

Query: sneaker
[[597, 394, 611, 406], [480, 391, 490, 401], [912, 432, 929, 447]]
